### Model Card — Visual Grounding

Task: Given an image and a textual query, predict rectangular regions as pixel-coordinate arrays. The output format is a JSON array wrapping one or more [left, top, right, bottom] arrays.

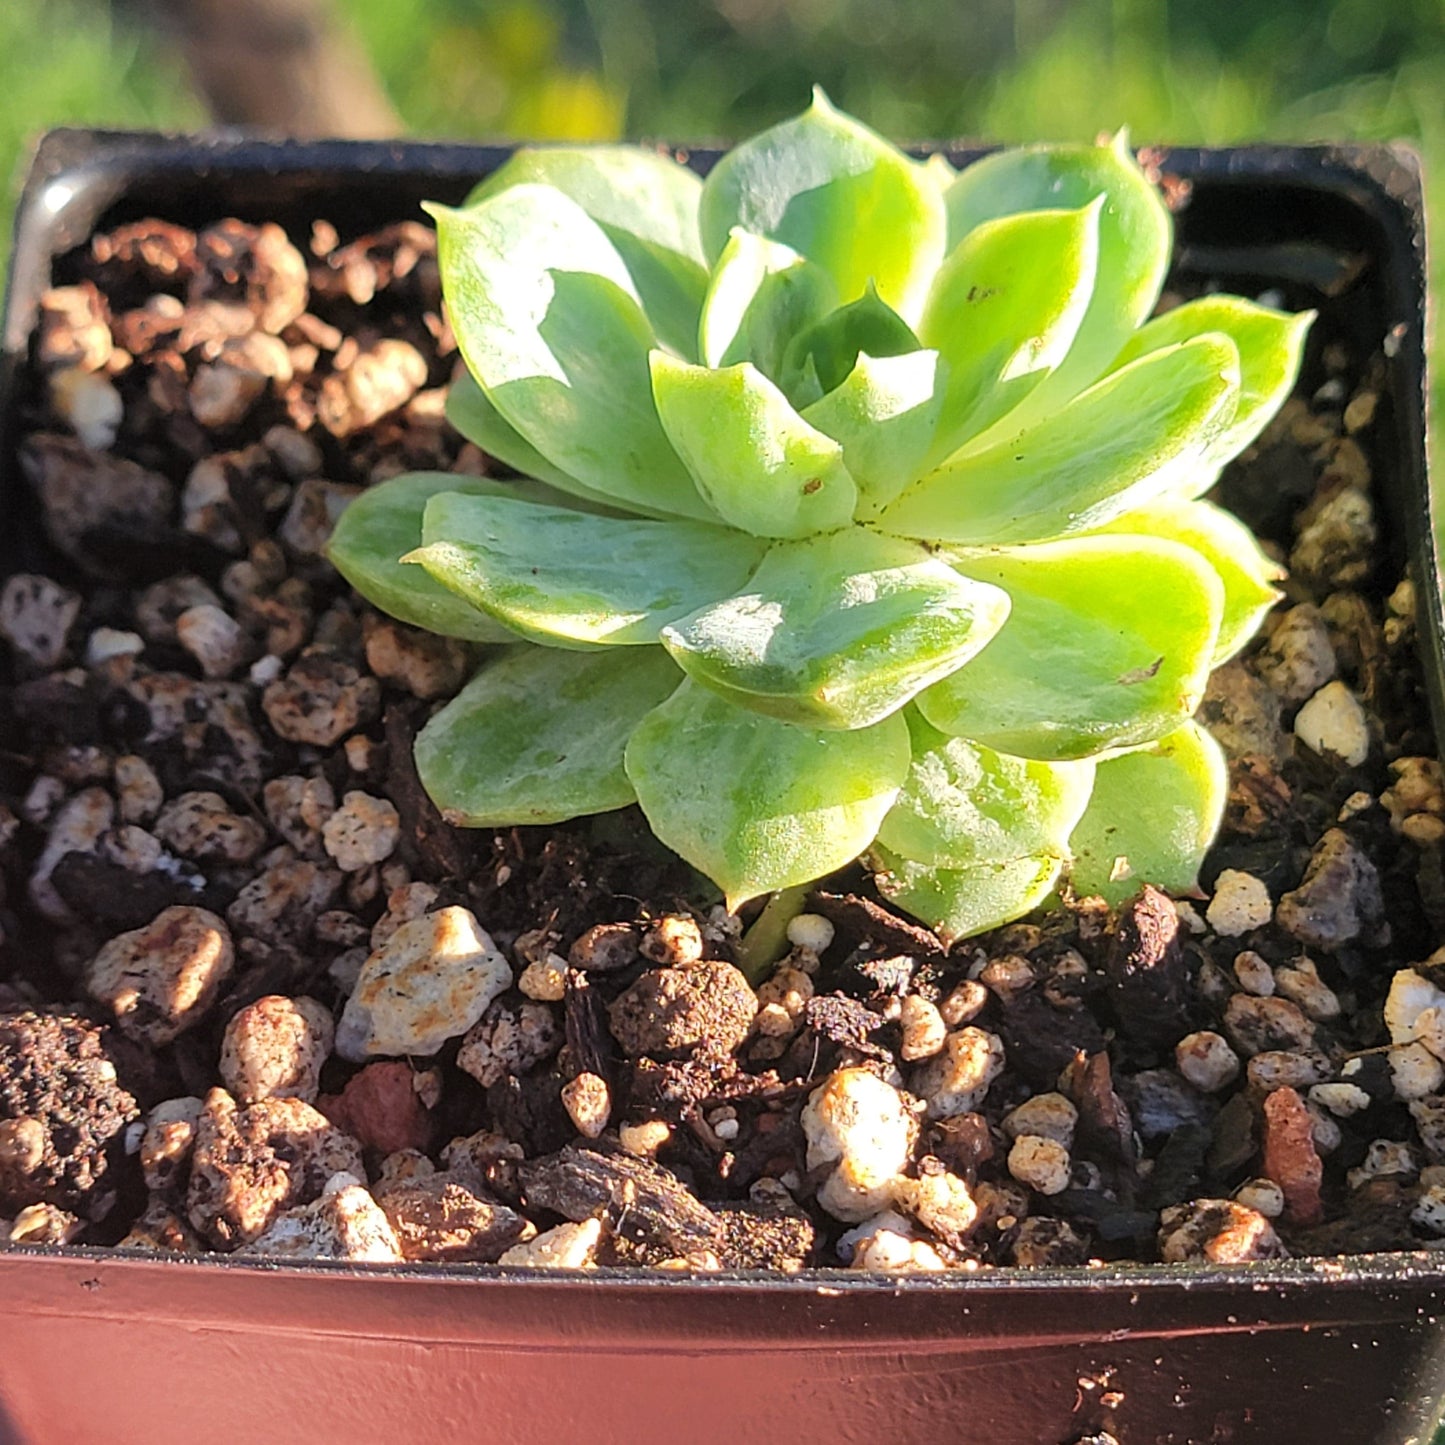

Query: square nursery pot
[[0, 129, 1439, 1445]]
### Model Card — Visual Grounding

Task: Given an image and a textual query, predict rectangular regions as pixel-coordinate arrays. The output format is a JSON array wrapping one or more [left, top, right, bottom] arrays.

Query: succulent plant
[[328, 91, 1312, 943]]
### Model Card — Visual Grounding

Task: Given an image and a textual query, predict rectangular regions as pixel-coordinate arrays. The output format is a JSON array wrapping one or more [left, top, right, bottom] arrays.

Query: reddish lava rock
[[1261, 1086, 1324, 1225], [319, 1061, 433, 1155]]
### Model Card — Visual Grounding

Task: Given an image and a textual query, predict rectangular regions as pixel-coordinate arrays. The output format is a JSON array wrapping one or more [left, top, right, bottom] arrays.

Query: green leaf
[[649, 351, 857, 538], [467, 144, 708, 359], [943, 133, 1171, 414], [919, 201, 1100, 462], [1066, 720, 1228, 904], [781, 283, 920, 396], [411, 491, 767, 648], [325, 473, 521, 642], [920, 535, 1224, 760], [1107, 295, 1315, 480], [428, 186, 716, 523], [698, 86, 947, 325], [801, 350, 945, 518], [877, 334, 1241, 545], [698, 229, 838, 386], [446, 371, 618, 505], [415, 645, 683, 826], [1089, 498, 1283, 663], [624, 679, 910, 909], [661, 528, 1011, 729], [871, 845, 1064, 948]]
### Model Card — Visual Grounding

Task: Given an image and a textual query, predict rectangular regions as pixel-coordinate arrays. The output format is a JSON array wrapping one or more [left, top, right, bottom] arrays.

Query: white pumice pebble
[[897, 995, 947, 1062], [1001, 1092, 1077, 1148], [1207, 872, 1273, 937], [86, 627, 144, 666], [938, 979, 988, 1027], [1274, 957, 1341, 1021], [50, 367, 124, 451], [1347, 1139, 1419, 1190], [1308, 1082, 1372, 1117], [219, 994, 334, 1104], [1390, 1042, 1445, 1101], [1175, 1031, 1242, 1093], [910, 1027, 1005, 1119], [892, 1169, 978, 1242], [1232, 949, 1276, 996], [1007, 1135, 1071, 1196], [322, 790, 401, 872], [1232, 1177, 1285, 1218], [336, 906, 512, 1061], [785, 913, 835, 954], [1413, 1185, 1445, 1236], [836, 1209, 914, 1265], [1294, 679, 1371, 766], [518, 953, 569, 1002], [1384, 967, 1445, 1045], [801, 1067, 914, 1222], [499, 1217, 601, 1269], [560, 1072, 611, 1140]]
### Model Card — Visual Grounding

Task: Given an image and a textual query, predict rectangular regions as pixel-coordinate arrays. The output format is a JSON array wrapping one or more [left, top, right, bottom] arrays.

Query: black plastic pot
[[0, 130, 1439, 1445]]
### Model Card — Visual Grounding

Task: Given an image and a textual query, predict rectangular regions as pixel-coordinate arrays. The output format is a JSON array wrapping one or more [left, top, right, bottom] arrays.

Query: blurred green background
[[0, 0, 1439, 421]]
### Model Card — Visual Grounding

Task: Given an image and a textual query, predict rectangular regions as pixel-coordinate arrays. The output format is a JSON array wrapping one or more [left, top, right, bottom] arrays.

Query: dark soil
[[0, 199, 1441, 1272]]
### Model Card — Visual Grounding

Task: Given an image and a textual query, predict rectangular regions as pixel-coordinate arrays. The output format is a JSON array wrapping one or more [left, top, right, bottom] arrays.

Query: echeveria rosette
[[326, 90, 1312, 943]]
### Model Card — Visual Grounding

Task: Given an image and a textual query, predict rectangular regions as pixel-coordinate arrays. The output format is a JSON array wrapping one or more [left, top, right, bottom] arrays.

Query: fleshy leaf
[[877, 334, 1241, 545], [802, 350, 946, 517], [871, 846, 1064, 948], [781, 283, 920, 396], [428, 186, 715, 522], [1107, 295, 1315, 480], [698, 86, 947, 324], [1066, 720, 1228, 904], [920, 535, 1224, 759], [467, 144, 707, 359], [698, 229, 838, 385], [624, 679, 910, 909], [1090, 498, 1283, 663], [412, 491, 767, 648], [415, 646, 683, 826], [649, 351, 857, 538], [943, 133, 1171, 417], [661, 528, 1011, 729], [919, 201, 1100, 461], [326, 473, 523, 642], [876, 711, 1095, 868]]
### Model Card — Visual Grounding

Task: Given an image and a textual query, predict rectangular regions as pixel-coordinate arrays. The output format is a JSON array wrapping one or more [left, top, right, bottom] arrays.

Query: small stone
[[279, 478, 361, 559], [640, 914, 706, 966], [1158, 1199, 1285, 1262], [786, 913, 835, 953], [135, 575, 223, 645], [220, 996, 334, 1104], [0, 574, 80, 670], [1232, 949, 1276, 996], [910, 1027, 1006, 1120], [618, 1119, 672, 1158], [139, 1097, 204, 1194], [86, 628, 144, 668], [376, 1172, 533, 1262], [29, 786, 113, 923], [1309, 1082, 1371, 1117], [1121, 1069, 1212, 1140], [1390, 1043, 1445, 1100], [322, 790, 401, 872], [561, 1072, 611, 1139], [1007, 1134, 1071, 1195], [518, 954, 569, 1002], [1382, 758, 1445, 835], [1344, 391, 1378, 433], [362, 616, 468, 700], [175, 603, 249, 679], [1384, 966, 1445, 1045], [50, 367, 124, 450], [154, 790, 267, 864], [336, 906, 512, 1061], [1198, 660, 1288, 764], [1413, 1185, 1445, 1235], [457, 999, 562, 1088], [1290, 485, 1376, 590], [186, 1090, 364, 1250], [938, 979, 988, 1027], [1222, 993, 1316, 1057], [1256, 604, 1336, 702], [897, 995, 947, 1061], [237, 1175, 403, 1263], [9, 1203, 84, 1245], [318, 339, 428, 437], [891, 1168, 978, 1246], [37, 284, 112, 371], [319, 1061, 433, 1155], [498, 1216, 601, 1269], [1347, 1138, 1418, 1190], [1274, 958, 1341, 1021], [226, 859, 343, 945], [802, 1067, 915, 1222], [1207, 871, 1273, 937], [86, 906, 235, 1046], [1410, 1098, 1445, 1161], [1261, 1086, 1323, 1225], [1232, 1177, 1285, 1219], [262, 651, 381, 746], [1276, 828, 1385, 951], [1294, 680, 1371, 767], [1246, 1049, 1333, 1093], [607, 961, 757, 1060], [1010, 1216, 1090, 1267], [567, 922, 640, 974], [1002, 1092, 1078, 1148]]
